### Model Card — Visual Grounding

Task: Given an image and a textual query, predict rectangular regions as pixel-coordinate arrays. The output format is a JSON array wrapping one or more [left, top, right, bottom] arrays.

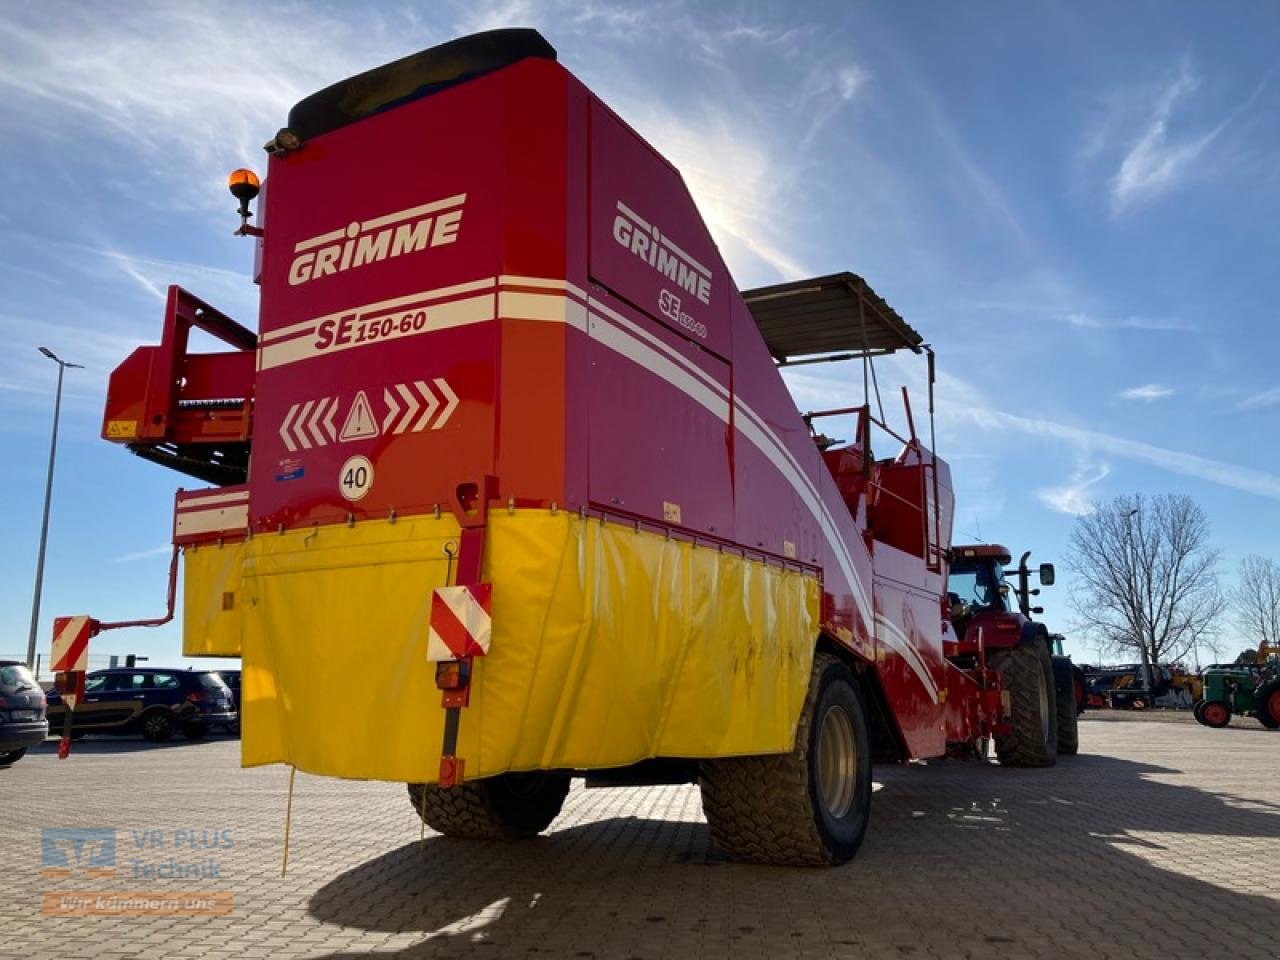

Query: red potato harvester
[[65, 29, 1068, 866]]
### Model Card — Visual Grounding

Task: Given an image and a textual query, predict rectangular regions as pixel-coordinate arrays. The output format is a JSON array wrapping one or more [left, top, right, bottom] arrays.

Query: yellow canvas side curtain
[[183, 510, 820, 782]]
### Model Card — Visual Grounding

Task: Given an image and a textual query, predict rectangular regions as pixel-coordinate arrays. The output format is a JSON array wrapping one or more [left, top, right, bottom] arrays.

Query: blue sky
[[2, 1, 1278, 671]]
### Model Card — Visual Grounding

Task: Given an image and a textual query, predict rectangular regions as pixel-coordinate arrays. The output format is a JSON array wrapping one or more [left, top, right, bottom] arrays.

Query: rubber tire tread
[[698, 652, 869, 867], [407, 773, 570, 841], [1056, 677, 1079, 755], [992, 642, 1057, 768], [1255, 681, 1280, 729], [141, 710, 175, 743], [1200, 701, 1232, 728]]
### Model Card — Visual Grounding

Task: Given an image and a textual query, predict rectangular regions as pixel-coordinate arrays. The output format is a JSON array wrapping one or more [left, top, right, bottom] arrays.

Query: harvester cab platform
[[61, 27, 1072, 868]]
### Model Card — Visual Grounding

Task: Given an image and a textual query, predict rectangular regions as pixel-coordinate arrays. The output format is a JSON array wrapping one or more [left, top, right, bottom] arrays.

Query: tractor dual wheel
[[991, 642, 1058, 768], [698, 651, 872, 867], [1255, 682, 1280, 730], [1196, 700, 1231, 729], [407, 771, 571, 840], [1055, 678, 1079, 756]]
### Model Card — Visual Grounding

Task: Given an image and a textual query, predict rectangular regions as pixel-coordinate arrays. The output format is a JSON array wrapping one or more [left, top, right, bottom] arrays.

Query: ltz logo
[[288, 194, 466, 286]]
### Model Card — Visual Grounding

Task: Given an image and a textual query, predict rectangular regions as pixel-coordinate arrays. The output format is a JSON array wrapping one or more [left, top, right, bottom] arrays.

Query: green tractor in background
[[1194, 642, 1280, 730]]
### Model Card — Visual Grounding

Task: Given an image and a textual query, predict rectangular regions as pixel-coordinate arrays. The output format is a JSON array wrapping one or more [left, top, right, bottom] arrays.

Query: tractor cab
[[945, 546, 1056, 655]]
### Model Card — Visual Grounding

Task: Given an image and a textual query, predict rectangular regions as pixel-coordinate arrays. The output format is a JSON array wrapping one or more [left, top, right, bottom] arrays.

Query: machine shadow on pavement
[[304, 752, 1280, 959]]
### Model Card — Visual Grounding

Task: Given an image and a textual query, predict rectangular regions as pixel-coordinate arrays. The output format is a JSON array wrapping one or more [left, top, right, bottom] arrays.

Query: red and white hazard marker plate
[[427, 584, 492, 661], [51, 616, 92, 673]]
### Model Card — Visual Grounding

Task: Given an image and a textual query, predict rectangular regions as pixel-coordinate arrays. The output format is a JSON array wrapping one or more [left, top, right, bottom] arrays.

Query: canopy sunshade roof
[[741, 272, 923, 364]]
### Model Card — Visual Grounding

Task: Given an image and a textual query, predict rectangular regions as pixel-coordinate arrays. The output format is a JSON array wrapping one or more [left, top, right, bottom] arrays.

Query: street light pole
[[25, 347, 83, 669]]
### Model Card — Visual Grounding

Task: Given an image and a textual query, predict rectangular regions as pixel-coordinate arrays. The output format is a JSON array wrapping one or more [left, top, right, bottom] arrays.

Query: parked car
[[216, 669, 241, 734], [45, 668, 236, 742], [0, 660, 48, 765]]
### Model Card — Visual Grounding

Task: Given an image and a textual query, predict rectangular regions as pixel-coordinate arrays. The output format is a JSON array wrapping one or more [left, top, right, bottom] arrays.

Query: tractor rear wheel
[[1199, 700, 1231, 728], [1055, 679, 1079, 755], [699, 651, 872, 866], [991, 642, 1057, 767], [407, 771, 570, 840], [1255, 682, 1280, 730]]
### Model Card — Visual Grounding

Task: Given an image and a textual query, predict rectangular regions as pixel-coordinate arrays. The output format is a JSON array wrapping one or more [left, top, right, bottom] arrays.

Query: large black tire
[[1255, 682, 1280, 730], [407, 771, 571, 840], [0, 747, 28, 766], [1056, 681, 1079, 755], [991, 642, 1057, 767], [141, 710, 175, 743], [698, 651, 872, 867]]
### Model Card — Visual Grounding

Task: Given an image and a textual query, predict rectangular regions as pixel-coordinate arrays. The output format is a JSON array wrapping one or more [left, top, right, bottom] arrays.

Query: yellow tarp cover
[[182, 541, 248, 657], [193, 510, 818, 782]]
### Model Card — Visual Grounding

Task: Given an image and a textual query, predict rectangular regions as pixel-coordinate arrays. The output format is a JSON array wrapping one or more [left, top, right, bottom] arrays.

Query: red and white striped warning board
[[51, 616, 92, 673], [427, 584, 492, 661]]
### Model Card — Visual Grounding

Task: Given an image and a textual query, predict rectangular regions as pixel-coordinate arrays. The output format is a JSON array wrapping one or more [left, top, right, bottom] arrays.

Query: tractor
[[947, 547, 1082, 760], [1195, 642, 1280, 729]]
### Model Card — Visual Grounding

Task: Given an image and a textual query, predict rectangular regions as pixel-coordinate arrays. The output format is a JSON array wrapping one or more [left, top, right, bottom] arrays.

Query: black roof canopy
[[287, 29, 557, 142], [742, 272, 922, 364]]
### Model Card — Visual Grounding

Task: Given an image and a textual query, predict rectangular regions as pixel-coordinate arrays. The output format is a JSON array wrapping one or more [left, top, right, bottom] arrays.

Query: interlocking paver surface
[[2, 713, 1277, 959]]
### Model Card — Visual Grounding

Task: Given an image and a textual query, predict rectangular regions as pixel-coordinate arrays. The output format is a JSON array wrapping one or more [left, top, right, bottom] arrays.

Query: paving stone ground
[[2, 712, 1277, 960]]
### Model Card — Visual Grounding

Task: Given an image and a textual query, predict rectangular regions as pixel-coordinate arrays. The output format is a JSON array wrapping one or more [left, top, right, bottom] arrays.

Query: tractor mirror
[[1039, 563, 1055, 586]]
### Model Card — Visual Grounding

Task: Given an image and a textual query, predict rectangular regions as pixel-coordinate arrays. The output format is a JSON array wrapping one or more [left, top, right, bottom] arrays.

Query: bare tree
[[1232, 555, 1280, 655], [1066, 493, 1223, 688]]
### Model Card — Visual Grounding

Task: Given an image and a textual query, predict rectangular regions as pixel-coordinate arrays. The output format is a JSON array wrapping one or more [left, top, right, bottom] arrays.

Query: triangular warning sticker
[[339, 390, 380, 441]]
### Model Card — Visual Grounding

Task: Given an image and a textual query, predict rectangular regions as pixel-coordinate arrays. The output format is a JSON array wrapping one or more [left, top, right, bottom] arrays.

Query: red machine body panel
[[99, 46, 976, 764], [588, 102, 731, 360]]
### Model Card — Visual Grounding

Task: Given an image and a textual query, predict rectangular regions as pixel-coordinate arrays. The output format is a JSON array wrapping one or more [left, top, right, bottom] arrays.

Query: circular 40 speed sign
[[339, 455, 374, 501]]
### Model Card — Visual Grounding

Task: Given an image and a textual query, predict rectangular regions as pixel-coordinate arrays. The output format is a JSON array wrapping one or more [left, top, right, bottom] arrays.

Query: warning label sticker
[[340, 390, 379, 441]]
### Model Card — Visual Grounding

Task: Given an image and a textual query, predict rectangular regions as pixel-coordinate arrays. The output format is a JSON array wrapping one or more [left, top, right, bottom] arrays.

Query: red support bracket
[[434, 475, 498, 788]]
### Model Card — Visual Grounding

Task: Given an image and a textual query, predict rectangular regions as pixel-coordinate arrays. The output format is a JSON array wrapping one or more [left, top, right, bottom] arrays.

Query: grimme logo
[[612, 200, 713, 306], [288, 193, 466, 286]]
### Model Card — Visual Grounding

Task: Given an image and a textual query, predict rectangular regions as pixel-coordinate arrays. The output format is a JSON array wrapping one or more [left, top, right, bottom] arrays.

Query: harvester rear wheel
[[1055, 680, 1079, 755], [698, 651, 871, 867], [407, 772, 571, 840], [1255, 682, 1280, 730], [991, 642, 1057, 767]]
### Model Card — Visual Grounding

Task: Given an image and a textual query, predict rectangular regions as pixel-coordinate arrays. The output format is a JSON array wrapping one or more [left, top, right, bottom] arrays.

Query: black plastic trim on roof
[[286, 28, 557, 142], [741, 272, 922, 363]]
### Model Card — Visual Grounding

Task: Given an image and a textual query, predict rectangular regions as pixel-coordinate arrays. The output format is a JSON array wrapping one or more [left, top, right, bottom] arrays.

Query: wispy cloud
[[1118, 383, 1174, 401], [1105, 56, 1270, 216], [1238, 387, 1280, 410], [1110, 58, 1216, 214], [0, 5, 419, 207], [1038, 462, 1111, 516], [1066, 311, 1195, 332], [112, 545, 172, 564], [627, 101, 814, 280], [794, 358, 1280, 504], [961, 406, 1280, 502]]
